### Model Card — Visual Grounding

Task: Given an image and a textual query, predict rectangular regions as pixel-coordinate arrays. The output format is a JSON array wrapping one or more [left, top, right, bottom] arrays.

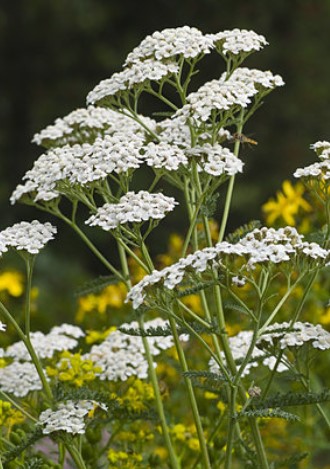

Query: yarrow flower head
[[207, 28, 268, 56], [85, 191, 178, 231], [126, 226, 330, 309], [294, 140, 330, 181], [87, 59, 179, 106], [175, 68, 284, 125], [32, 106, 154, 148], [259, 321, 330, 351], [84, 318, 188, 382], [142, 142, 188, 171], [186, 143, 244, 176], [124, 26, 214, 65], [10, 133, 146, 204], [0, 362, 44, 397], [4, 323, 84, 361], [38, 400, 107, 435], [0, 221, 56, 255]]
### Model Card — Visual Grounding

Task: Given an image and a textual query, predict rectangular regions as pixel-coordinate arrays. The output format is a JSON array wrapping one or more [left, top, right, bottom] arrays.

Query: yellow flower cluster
[[262, 180, 311, 227], [76, 283, 127, 323], [108, 448, 143, 468], [46, 351, 102, 387], [117, 379, 155, 413], [170, 423, 200, 451], [0, 400, 25, 435], [0, 271, 24, 297]]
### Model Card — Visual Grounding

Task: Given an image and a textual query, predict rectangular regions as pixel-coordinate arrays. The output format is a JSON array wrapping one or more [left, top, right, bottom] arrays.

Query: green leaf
[[237, 408, 300, 421], [74, 275, 119, 297]]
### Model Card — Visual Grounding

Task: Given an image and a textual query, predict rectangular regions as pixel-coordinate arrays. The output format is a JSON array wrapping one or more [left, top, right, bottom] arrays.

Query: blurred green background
[[1, 0, 330, 324]]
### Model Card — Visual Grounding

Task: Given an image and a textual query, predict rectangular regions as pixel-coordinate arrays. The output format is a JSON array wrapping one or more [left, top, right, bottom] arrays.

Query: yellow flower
[[85, 326, 116, 344], [76, 283, 127, 322], [0, 400, 25, 434], [262, 180, 311, 226], [0, 271, 24, 297], [46, 351, 102, 387]]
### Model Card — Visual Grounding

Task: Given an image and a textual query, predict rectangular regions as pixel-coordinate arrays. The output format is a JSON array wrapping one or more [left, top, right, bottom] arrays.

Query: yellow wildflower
[[262, 180, 311, 226], [0, 271, 24, 297], [85, 326, 116, 344], [0, 400, 25, 435], [46, 351, 102, 387], [76, 283, 127, 322]]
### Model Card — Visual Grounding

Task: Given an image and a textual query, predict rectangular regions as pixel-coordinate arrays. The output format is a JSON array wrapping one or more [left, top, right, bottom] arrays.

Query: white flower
[[4, 324, 84, 361], [0, 321, 6, 332], [86, 191, 178, 231], [207, 29, 268, 56], [186, 143, 244, 176], [175, 67, 284, 124], [124, 26, 214, 65], [0, 362, 44, 397], [260, 321, 330, 351], [0, 220, 56, 254], [85, 318, 188, 381], [10, 134, 145, 204], [294, 141, 330, 181], [126, 227, 329, 309], [143, 142, 188, 170], [87, 59, 179, 105], [32, 106, 155, 147], [38, 400, 106, 435]]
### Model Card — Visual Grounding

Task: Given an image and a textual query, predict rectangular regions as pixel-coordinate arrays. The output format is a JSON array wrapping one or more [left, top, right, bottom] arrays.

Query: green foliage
[[74, 275, 119, 297], [237, 408, 300, 421]]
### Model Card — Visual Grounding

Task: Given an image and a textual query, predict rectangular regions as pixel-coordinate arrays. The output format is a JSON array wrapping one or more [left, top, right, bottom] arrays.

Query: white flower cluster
[[207, 29, 268, 56], [227, 67, 285, 90], [0, 321, 6, 332], [87, 59, 179, 105], [86, 191, 178, 231], [38, 400, 106, 435], [10, 133, 145, 204], [187, 143, 244, 176], [32, 106, 154, 147], [259, 321, 330, 350], [294, 140, 330, 181], [124, 26, 214, 65], [175, 67, 284, 124], [0, 220, 56, 255], [0, 362, 44, 397], [85, 318, 188, 381], [4, 324, 84, 361], [143, 142, 188, 170], [209, 331, 277, 378], [209, 321, 330, 378], [126, 227, 330, 309]]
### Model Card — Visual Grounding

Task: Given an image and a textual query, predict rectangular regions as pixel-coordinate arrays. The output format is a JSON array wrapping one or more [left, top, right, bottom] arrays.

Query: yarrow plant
[[1, 25, 330, 468]]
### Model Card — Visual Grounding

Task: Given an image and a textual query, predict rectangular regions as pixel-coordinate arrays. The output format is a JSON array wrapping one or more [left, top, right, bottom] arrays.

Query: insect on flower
[[232, 132, 258, 146]]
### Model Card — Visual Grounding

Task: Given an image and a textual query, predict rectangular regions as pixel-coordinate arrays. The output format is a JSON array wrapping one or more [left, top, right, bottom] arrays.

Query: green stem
[[117, 241, 180, 469], [0, 390, 38, 422], [60, 214, 125, 281], [139, 315, 181, 469], [218, 113, 244, 243], [168, 315, 211, 469], [0, 301, 53, 402], [24, 257, 35, 336], [66, 443, 87, 469], [224, 386, 237, 469]]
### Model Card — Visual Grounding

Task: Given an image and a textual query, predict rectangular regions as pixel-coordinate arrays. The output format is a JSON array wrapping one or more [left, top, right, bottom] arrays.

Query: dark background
[[1, 0, 330, 279]]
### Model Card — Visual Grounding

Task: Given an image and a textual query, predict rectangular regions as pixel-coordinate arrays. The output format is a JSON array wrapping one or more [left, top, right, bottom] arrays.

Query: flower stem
[[168, 315, 211, 469]]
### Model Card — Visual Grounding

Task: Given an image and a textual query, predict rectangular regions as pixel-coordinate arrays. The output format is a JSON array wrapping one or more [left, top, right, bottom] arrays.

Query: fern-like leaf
[[3, 428, 44, 463], [252, 389, 330, 409], [74, 275, 120, 297], [237, 408, 299, 421], [273, 452, 309, 468], [226, 220, 262, 243]]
